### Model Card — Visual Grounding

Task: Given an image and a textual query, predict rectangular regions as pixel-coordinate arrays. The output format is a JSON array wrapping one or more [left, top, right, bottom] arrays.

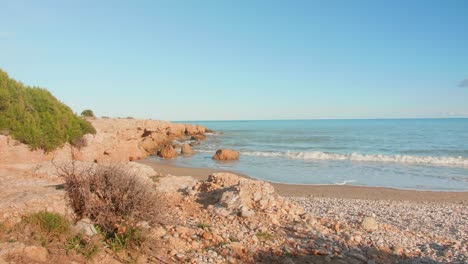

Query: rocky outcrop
[[181, 143, 195, 156], [158, 145, 178, 159], [185, 124, 206, 135], [212, 149, 240, 161], [0, 118, 207, 165]]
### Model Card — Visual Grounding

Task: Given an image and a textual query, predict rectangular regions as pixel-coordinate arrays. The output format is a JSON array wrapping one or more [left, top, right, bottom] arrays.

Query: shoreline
[[138, 159, 468, 203]]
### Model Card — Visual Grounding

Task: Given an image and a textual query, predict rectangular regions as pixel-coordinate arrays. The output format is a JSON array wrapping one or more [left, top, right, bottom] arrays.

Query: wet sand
[[138, 159, 468, 203]]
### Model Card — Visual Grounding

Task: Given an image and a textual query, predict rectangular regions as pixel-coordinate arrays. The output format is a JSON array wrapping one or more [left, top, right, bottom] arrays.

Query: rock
[[156, 176, 198, 194], [185, 124, 206, 135], [202, 232, 213, 240], [23, 246, 48, 262], [353, 235, 362, 243], [348, 251, 368, 262], [159, 145, 178, 159], [190, 134, 206, 141], [181, 144, 195, 156], [75, 218, 97, 236], [212, 149, 240, 161], [361, 216, 378, 231], [240, 207, 255, 218], [282, 257, 296, 264]]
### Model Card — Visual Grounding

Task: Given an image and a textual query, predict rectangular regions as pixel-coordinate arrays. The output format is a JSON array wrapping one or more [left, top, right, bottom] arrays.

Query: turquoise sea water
[[150, 119, 468, 191]]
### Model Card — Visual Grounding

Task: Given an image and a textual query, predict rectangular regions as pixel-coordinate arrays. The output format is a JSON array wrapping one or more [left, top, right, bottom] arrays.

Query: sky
[[0, 0, 467, 121]]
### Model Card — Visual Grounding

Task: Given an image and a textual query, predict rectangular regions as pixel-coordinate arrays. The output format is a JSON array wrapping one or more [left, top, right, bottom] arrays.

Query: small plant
[[0, 222, 8, 239], [21, 211, 71, 247], [150, 175, 161, 183], [24, 211, 70, 237], [81, 109, 95, 117], [196, 222, 211, 230], [66, 233, 99, 259], [106, 227, 143, 252], [256, 231, 275, 241], [218, 240, 228, 246]]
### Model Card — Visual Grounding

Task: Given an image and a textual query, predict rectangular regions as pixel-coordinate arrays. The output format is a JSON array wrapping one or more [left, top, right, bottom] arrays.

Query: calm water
[[150, 119, 468, 191]]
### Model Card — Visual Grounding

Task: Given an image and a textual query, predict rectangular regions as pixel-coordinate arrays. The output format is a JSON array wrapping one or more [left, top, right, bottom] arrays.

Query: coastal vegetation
[[0, 69, 96, 152], [80, 109, 95, 118], [59, 164, 161, 250]]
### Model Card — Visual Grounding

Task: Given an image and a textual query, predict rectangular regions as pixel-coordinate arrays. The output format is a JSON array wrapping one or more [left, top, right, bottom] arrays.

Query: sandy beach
[[138, 159, 468, 203]]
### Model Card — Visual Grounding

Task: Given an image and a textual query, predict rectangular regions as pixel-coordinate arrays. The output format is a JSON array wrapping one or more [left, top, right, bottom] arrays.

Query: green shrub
[[81, 109, 95, 117], [0, 69, 96, 152]]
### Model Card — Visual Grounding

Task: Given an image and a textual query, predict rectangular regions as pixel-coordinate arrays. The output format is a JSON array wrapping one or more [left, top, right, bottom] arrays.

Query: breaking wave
[[240, 151, 468, 168]]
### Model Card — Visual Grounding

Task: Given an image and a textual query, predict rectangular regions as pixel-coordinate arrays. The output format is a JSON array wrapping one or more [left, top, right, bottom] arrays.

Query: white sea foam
[[334, 180, 357, 185], [240, 151, 468, 168]]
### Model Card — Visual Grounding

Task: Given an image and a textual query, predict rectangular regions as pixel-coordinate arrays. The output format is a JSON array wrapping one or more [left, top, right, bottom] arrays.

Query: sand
[[138, 160, 468, 203]]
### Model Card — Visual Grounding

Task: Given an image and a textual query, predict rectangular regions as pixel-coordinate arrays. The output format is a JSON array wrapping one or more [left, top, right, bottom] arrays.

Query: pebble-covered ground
[[290, 197, 468, 263]]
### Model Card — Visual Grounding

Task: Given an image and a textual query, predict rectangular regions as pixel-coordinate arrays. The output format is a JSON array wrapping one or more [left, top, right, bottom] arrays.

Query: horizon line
[[171, 117, 468, 122]]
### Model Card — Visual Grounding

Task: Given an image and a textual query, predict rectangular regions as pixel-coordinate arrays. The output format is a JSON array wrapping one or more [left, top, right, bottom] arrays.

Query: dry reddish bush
[[57, 162, 163, 235]]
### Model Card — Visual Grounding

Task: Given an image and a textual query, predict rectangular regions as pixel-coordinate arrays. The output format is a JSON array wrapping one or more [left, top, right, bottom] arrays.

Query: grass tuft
[[66, 233, 100, 259], [256, 231, 275, 241], [24, 211, 70, 237], [196, 222, 211, 230]]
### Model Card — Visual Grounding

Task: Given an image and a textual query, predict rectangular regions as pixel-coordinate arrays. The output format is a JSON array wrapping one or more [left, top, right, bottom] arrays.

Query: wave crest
[[241, 151, 468, 167]]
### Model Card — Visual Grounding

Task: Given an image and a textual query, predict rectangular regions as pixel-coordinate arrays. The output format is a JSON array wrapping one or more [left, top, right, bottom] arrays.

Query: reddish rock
[[190, 134, 206, 141], [212, 149, 240, 161], [159, 145, 178, 159], [202, 232, 213, 240], [185, 124, 206, 135], [181, 144, 195, 156]]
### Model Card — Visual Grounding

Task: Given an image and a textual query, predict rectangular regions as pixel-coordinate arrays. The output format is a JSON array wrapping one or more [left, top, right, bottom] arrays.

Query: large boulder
[[158, 145, 178, 159], [181, 143, 195, 156], [212, 149, 240, 161]]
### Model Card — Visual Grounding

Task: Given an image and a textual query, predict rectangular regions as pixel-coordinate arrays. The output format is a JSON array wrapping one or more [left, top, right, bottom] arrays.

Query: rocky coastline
[[0, 118, 467, 264]]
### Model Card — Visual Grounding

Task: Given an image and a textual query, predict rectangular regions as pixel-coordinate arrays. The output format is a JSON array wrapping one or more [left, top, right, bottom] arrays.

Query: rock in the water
[[75, 218, 97, 236], [190, 134, 206, 141], [361, 216, 378, 231], [158, 145, 178, 159], [181, 143, 195, 156], [212, 149, 240, 161]]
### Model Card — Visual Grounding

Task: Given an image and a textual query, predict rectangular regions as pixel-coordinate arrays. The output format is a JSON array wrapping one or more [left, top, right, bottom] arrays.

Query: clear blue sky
[[1, 0, 467, 121]]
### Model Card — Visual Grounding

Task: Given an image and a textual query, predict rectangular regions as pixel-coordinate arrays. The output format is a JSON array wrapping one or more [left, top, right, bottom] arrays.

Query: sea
[[150, 119, 468, 191]]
